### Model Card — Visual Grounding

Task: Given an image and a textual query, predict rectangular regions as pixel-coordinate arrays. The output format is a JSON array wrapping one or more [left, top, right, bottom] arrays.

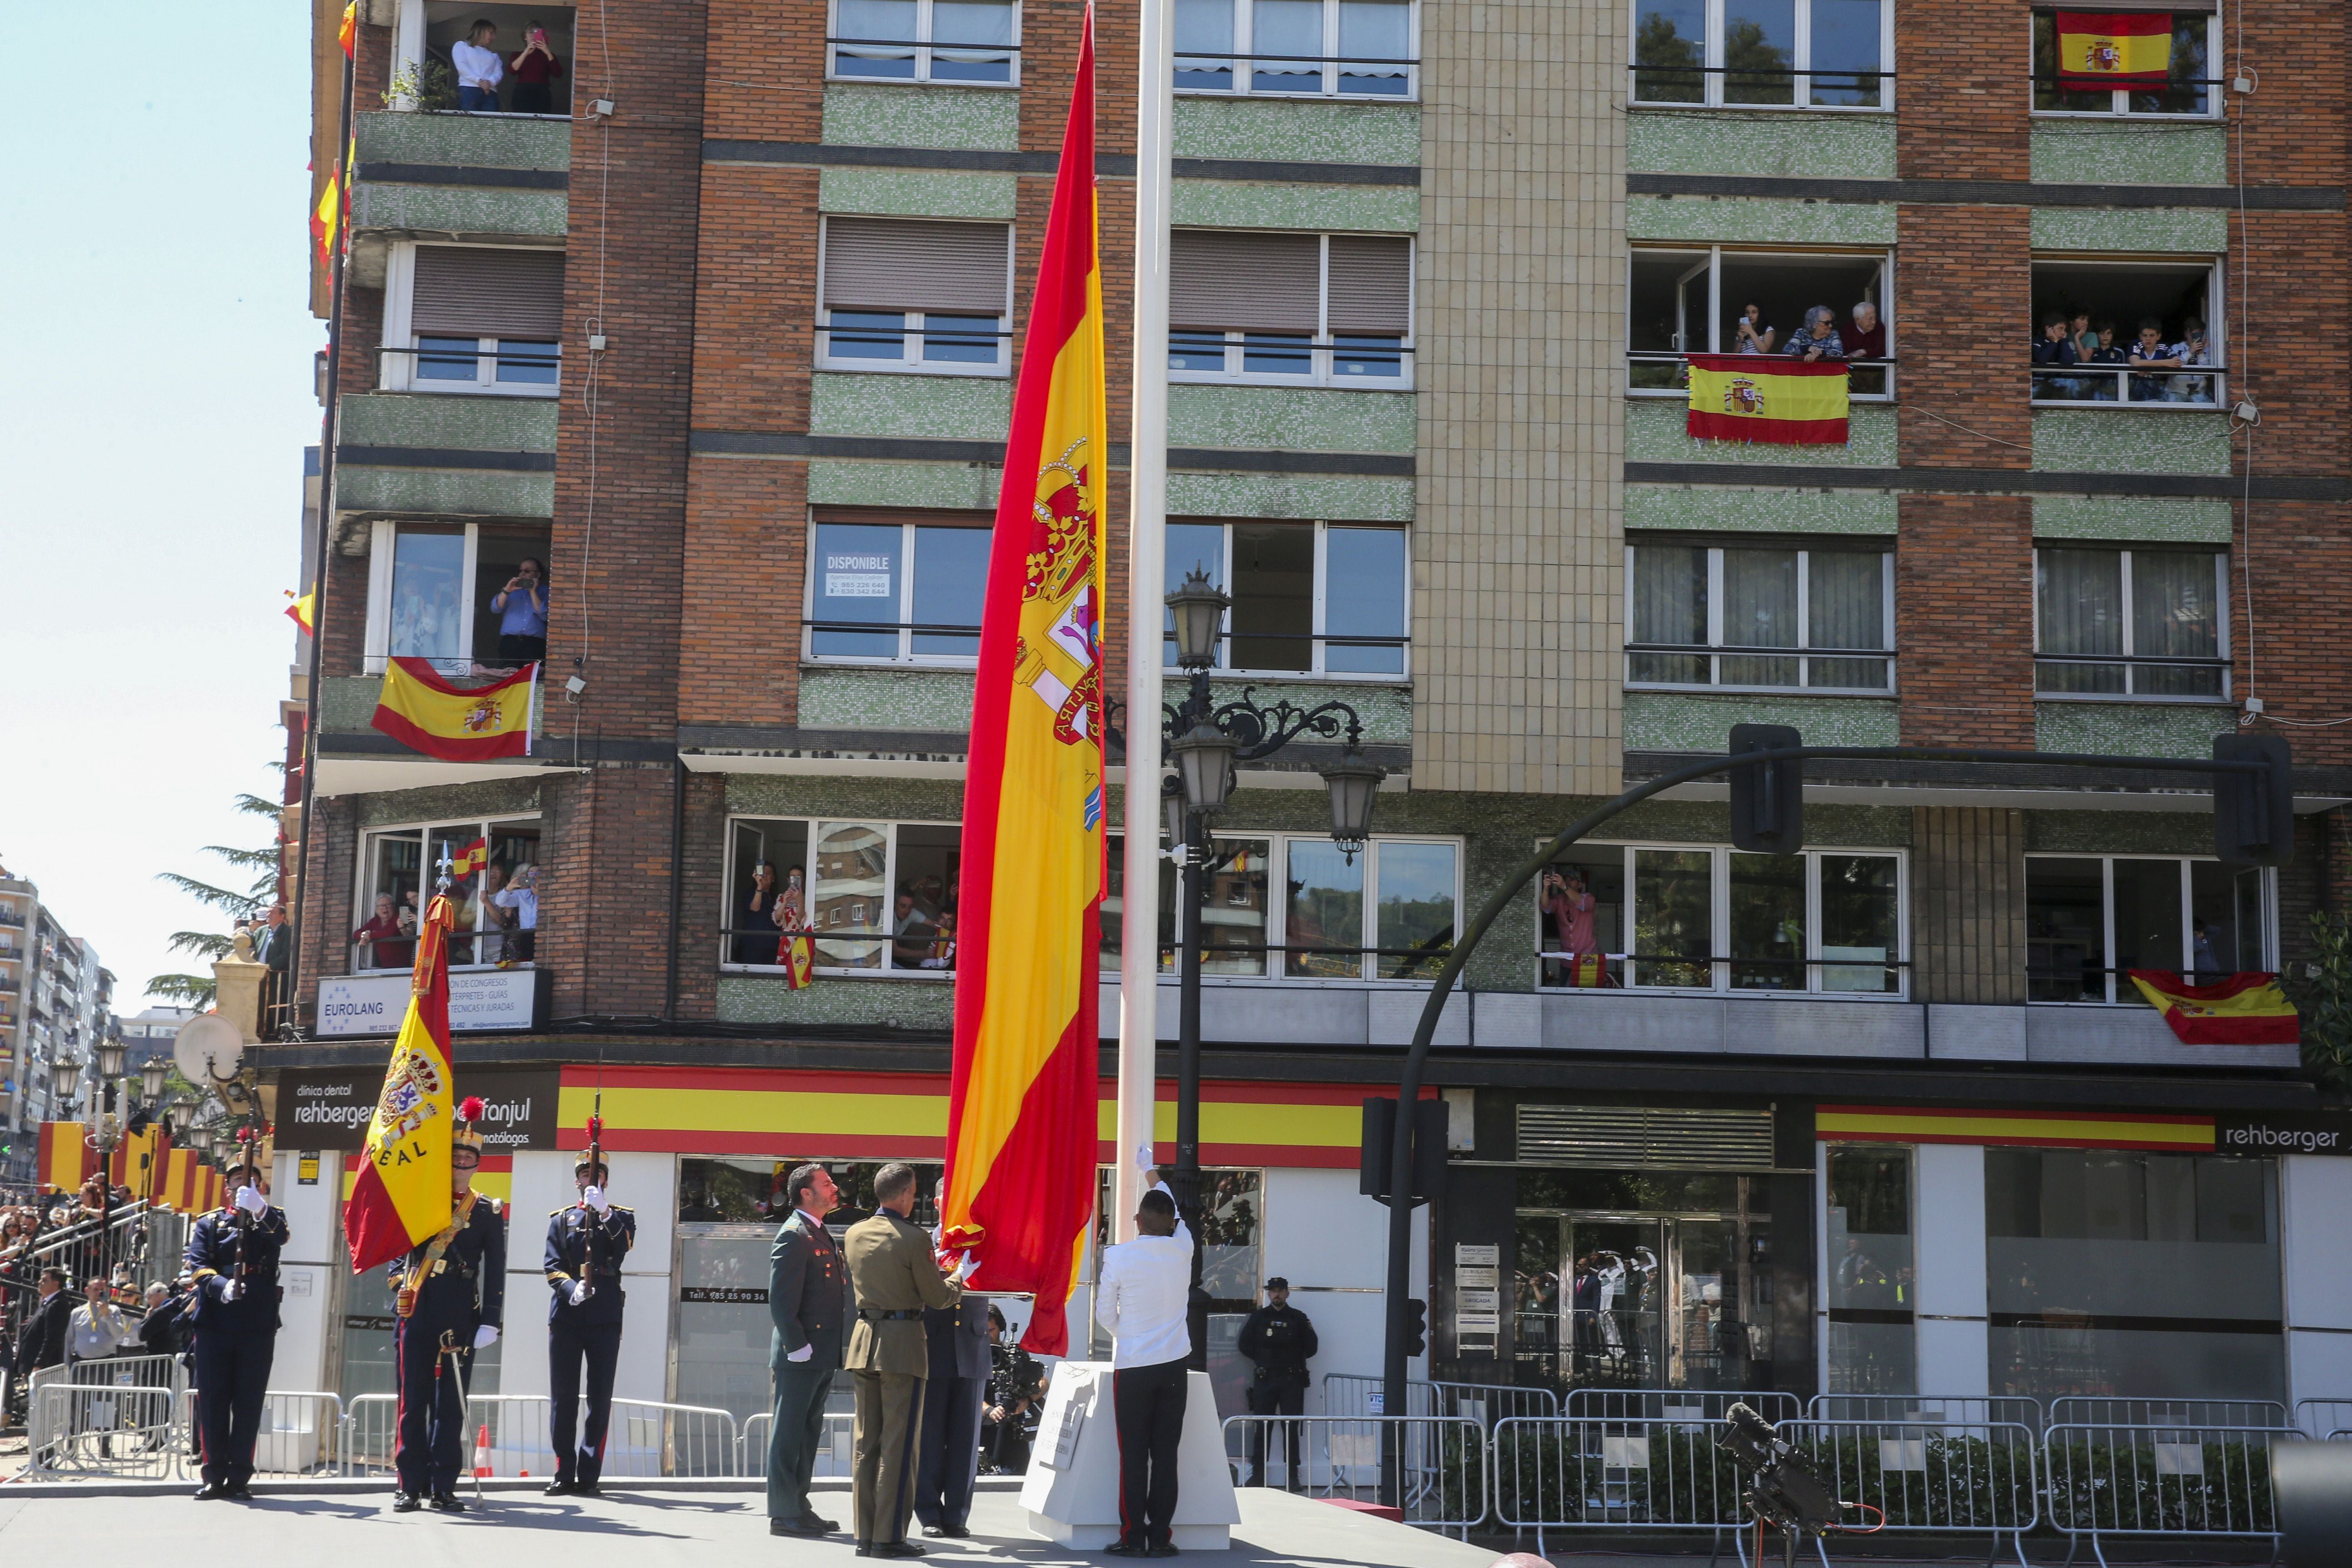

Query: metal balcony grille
[[1515, 1104, 1777, 1170]]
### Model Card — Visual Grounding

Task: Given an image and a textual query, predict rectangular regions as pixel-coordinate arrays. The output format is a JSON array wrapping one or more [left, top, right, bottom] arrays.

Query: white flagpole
[[1116, 0, 1176, 1246]]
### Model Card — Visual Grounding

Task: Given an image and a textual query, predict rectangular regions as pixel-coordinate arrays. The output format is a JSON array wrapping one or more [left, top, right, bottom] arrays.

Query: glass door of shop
[[1514, 1202, 1773, 1392]]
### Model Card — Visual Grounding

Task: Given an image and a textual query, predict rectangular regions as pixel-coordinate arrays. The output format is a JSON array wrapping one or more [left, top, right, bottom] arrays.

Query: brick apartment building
[[266, 0, 2352, 1430]]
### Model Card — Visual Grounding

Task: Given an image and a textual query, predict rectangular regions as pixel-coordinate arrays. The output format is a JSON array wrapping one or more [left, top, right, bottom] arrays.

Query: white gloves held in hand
[[220, 1278, 241, 1303], [950, 1252, 981, 1285], [568, 1281, 588, 1307], [235, 1185, 267, 1217], [786, 1343, 813, 1363], [474, 1324, 500, 1350], [583, 1185, 609, 1215]]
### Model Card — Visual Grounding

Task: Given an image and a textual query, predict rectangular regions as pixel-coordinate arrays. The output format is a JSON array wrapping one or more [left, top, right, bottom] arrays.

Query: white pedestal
[[1019, 1362, 1240, 1550]]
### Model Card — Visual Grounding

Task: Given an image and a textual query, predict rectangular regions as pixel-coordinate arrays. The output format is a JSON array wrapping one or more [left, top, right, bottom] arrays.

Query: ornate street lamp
[[166, 1098, 197, 1139], [1165, 568, 1227, 672], [96, 1038, 126, 1081], [140, 1055, 170, 1105]]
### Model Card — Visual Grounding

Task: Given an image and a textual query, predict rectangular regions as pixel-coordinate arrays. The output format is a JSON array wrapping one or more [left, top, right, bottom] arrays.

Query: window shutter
[[411, 246, 566, 340], [1170, 230, 1320, 332], [1326, 236, 1411, 334], [822, 219, 1011, 315]]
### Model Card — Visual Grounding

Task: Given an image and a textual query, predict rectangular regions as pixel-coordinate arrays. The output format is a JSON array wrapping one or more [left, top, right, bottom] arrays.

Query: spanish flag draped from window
[[2127, 970, 2300, 1045], [941, 7, 1107, 1360], [312, 140, 350, 270], [371, 657, 538, 761], [343, 895, 459, 1272], [2055, 12, 2172, 89], [1686, 353, 1851, 445]]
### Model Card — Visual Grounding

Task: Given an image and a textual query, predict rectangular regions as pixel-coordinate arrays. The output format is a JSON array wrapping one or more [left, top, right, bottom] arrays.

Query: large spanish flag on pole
[[2126, 970, 2300, 1046], [1686, 353, 1851, 446], [2055, 12, 2172, 90], [942, 8, 1108, 1360], [371, 657, 538, 761], [343, 894, 460, 1271]]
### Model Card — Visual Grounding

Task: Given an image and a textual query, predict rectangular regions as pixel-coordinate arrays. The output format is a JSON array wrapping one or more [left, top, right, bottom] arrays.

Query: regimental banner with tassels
[[370, 657, 537, 761], [343, 893, 459, 1272], [941, 6, 1108, 1361], [1685, 353, 1850, 445]]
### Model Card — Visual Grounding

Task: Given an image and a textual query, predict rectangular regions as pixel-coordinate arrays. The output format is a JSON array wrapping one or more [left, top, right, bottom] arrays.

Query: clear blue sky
[[0, 12, 318, 1006]]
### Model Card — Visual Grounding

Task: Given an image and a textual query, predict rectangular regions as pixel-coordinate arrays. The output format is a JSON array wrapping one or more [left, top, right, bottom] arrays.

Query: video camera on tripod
[[1714, 1402, 1854, 1565]]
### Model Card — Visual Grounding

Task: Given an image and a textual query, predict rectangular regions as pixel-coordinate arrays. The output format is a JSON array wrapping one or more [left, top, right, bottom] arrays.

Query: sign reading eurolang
[[315, 970, 539, 1037]]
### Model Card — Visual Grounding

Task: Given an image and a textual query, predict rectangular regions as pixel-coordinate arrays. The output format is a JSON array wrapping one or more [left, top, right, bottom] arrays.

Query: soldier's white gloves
[[787, 1343, 813, 1363], [235, 1185, 267, 1216], [951, 1253, 980, 1285], [219, 1279, 241, 1303], [474, 1324, 500, 1350], [1136, 1143, 1154, 1173], [569, 1281, 588, 1307], [583, 1185, 609, 1215]]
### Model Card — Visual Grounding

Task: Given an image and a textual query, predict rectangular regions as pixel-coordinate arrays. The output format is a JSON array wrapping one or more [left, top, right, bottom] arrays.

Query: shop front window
[[1985, 1148, 2283, 1402], [1826, 1143, 1914, 1394]]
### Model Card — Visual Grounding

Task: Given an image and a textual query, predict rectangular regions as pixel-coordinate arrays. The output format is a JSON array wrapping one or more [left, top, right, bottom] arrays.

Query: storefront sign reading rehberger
[[314, 970, 538, 1037], [280, 1067, 559, 1152], [2213, 1111, 2352, 1156]]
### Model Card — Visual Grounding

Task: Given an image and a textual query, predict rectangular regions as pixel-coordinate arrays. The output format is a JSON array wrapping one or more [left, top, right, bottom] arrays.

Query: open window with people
[[1632, 0, 1890, 108], [2028, 261, 2221, 406], [829, 0, 1021, 84], [1161, 518, 1410, 677], [2030, 8, 2218, 118], [383, 243, 564, 396], [1628, 247, 1892, 396], [1170, 230, 1413, 387], [392, 3, 576, 115], [818, 218, 1012, 375], [804, 509, 990, 666], [723, 817, 961, 975], [357, 818, 542, 971], [366, 522, 551, 676], [1172, 0, 1416, 97]]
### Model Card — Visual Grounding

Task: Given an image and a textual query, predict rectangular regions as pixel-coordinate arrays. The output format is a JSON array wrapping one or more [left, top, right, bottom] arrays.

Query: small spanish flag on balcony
[[371, 657, 538, 762], [284, 588, 315, 635], [311, 146, 346, 269], [2126, 970, 2299, 1046], [1685, 354, 1850, 446], [782, 933, 817, 990], [339, 1, 357, 58], [451, 835, 491, 877], [2055, 11, 2173, 90]]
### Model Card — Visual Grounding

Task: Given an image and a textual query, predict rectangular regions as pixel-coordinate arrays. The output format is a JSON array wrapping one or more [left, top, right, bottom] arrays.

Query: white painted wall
[[2282, 1154, 2352, 1419], [1911, 1143, 1989, 1398], [270, 1150, 344, 1394], [1260, 1166, 1428, 1411]]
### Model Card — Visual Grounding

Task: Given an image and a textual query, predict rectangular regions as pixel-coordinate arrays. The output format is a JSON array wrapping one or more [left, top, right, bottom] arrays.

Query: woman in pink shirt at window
[[1541, 867, 1602, 985]]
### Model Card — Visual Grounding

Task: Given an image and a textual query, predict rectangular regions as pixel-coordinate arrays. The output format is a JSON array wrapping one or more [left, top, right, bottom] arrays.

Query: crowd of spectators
[[1, 1193, 192, 1432], [2032, 309, 2215, 402], [1726, 299, 1889, 361], [353, 862, 540, 970]]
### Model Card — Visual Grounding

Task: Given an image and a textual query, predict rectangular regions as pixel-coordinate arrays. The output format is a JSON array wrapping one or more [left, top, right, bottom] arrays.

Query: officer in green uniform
[[843, 1163, 966, 1558], [768, 1162, 847, 1537]]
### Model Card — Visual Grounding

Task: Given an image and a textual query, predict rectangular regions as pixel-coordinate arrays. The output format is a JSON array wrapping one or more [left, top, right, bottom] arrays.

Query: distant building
[[0, 865, 109, 1187]]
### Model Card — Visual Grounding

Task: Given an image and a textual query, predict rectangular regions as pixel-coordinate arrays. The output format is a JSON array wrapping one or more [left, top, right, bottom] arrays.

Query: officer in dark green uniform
[[543, 1143, 636, 1496], [767, 1162, 848, 1536]]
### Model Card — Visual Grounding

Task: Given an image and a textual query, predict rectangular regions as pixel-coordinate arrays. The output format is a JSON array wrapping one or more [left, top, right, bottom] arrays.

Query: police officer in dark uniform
[[543, 1142, 635, 1496], [389, 1098, 505, 1513], [184, 1137, 289, 1501], [1237, 1276, 1318, 1490]]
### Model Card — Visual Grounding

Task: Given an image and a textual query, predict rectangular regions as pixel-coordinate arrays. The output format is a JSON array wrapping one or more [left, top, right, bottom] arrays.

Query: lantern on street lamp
[[140, 1055, 170, 1105], [166, 1098, 196, 1139], [1320, 746, 1387, 862], [1170, 720, 1238, 819], [96, 1038, 126, 1080], [1164, 569, 1228, 672]]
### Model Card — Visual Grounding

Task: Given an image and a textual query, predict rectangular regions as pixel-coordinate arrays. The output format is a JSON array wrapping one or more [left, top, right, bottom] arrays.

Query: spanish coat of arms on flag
[[2053, 11, 2173, 90]]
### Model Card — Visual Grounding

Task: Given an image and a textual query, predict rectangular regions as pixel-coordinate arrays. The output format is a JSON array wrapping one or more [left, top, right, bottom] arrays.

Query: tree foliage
[[2279, 909, 2352, 1092], [146, 789, 285, 1005]]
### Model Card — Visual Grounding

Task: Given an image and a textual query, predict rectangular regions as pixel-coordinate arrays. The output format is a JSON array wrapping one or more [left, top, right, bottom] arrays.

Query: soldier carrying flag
[[388, 1095, 505, 1512]]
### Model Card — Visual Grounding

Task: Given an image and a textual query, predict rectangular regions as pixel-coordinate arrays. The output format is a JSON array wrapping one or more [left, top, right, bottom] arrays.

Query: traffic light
[[1360, 1097, 1447, 1208], [1729, 723, 1804, 854], [2214, 734, 2293, 867], [1402, 1297, 1427, 1358]]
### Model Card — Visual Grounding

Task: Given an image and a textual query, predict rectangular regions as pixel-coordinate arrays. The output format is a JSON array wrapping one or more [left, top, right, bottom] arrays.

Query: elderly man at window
[[1844, 301, 1886, 361], [1784, 306, 1845, 362]]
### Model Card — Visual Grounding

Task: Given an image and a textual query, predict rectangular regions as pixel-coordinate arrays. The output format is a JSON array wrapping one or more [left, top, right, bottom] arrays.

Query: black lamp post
[[1159, 570, 1384, 1366]]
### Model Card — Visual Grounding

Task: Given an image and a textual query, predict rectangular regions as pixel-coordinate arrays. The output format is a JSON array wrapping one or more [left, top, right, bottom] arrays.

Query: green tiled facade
[[819, 83, 1021, 151], [1167, 384, 1416, 453], [334, 467, 554, 519], [2034, 700, 2236, 759], [354, 110, 571, 169], [1626, 485, 1898, 534], [817, 167, 1019, 220], [797, 668, 976, 732], [2029, 121, 2228, 187], [808, 372, 1013, 441], [2027, 206, 2229, 254], [807, 459, 1001, 512], [1173, 98, 1420, 165], [1624, 691, 1901, 751], [1172, 180, 1419, 233], [2032, 494, 2234, 542], [1166, 470, 1416, 522], [1628, 195, 1897, 248], [1626, 401, 1898, 467], [2030, 409, 2233, 475], [348, 184, 568, 240], [1627, 110, 1896, 180], [339, 393, 559, 452]]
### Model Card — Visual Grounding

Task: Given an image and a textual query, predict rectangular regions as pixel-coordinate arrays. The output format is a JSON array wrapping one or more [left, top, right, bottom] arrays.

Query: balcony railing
[[1626, 643, 1896, 695], [2034, 653, 2229, 701], [1175, 50, 1417, 98], [2029, 361, 2224, 407], [1539, 951, 1910, 996], [1628, 352, 1895, 400]]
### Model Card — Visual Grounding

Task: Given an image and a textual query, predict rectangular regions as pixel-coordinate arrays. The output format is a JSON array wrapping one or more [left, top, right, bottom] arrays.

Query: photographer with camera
[[490, 557, 549, 666]]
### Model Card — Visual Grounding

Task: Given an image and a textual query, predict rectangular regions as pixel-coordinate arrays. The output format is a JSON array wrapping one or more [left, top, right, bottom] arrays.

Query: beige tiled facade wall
[[1410, 0, 1627, 795], [1912, 806, 2028, 1004]]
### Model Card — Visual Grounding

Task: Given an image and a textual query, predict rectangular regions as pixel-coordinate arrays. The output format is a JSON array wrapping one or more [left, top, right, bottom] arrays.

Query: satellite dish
[[173, 1014, 245, 1087]]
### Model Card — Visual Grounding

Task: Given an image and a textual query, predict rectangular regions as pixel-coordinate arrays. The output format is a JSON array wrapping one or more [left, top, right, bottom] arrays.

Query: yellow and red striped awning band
[[1818, 1103, 2215, 1152]]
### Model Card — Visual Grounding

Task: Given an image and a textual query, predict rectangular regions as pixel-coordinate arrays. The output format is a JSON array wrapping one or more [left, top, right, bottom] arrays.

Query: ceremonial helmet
[[453, 1095, 488, 1166]]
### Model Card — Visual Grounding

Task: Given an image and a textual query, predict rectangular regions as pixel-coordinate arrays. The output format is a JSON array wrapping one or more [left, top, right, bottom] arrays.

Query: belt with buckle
[[860, 1308, 923, 1322]]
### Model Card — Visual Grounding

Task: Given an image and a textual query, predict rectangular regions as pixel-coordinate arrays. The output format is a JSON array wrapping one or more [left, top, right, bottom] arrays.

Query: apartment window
[[397, 5, 578, 116], [1174, 0, 1416, 96], [1632, 0, 1890, 107], [357, 817, 541, 971], [1627, 540, 1893, 693], [1102, 833, 1457, 981], [2029, 260, 2223, 406], [1985, 1148, 2283, 1403], [1170, 231, 1412, 387], [1535, 845, 1906, 994], [723, 817, 960, 974], [1163, 519, 1409, 676], [829, 0, 1019, 83], [2026, 856, 2272, 1004], [1826, 1143, 1916, 1395], [367, 522, 550, 675], [2035, 545, 2227, 700], [1629, 247, 1892, 396], [2031, 10, 2218, 118], [806, 510, 991, 664], [818, 218, 1011, 375], [386, 244, 564, 395]]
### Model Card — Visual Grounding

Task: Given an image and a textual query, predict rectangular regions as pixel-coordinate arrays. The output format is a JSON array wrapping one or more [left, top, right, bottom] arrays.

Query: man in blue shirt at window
[[492, 558, 549, 666]]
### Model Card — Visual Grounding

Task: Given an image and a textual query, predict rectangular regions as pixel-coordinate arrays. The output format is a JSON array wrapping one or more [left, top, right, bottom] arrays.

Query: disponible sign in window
[[315, 970, 538, 1037]]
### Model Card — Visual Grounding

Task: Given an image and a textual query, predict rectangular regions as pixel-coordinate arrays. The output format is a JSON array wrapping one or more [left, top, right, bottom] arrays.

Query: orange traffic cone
[[474, 1423, 493, 1479]]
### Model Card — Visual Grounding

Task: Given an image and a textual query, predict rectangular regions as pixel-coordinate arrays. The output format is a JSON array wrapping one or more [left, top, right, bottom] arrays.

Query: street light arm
[[1377, 740, 2283, 1437]]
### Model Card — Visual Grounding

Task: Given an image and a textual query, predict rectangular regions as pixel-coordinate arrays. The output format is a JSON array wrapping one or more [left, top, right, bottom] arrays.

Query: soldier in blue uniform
[[389, 1098, 505, 1513], [542, 1141, 636, 1496], [184, 1138, 289, 1501]]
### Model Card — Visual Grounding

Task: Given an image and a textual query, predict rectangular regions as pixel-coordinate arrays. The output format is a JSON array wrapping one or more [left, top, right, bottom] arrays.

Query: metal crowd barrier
[[1491, 1415, 1754, 1558], [738, 1408, 856, 1479], [173, 1388, 347, 1480], [1322, 1372, 1559, 1426], [468, 1392, 556, 1478], [1788, 1416, 2039, 1567], [1221, 1414, 1487, 1529], [2294, 1396, 2352, 1439], [345, 1391, 398, 1476], [26, 1370, 180, 1479], [2048, 1396, 2288, 1430], [2040, 1420, 2297, 1566], [605, 1397, 739, 1478], [1809, 1393, 2043, 1432], [1563, 1386, 1802, 1425]]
